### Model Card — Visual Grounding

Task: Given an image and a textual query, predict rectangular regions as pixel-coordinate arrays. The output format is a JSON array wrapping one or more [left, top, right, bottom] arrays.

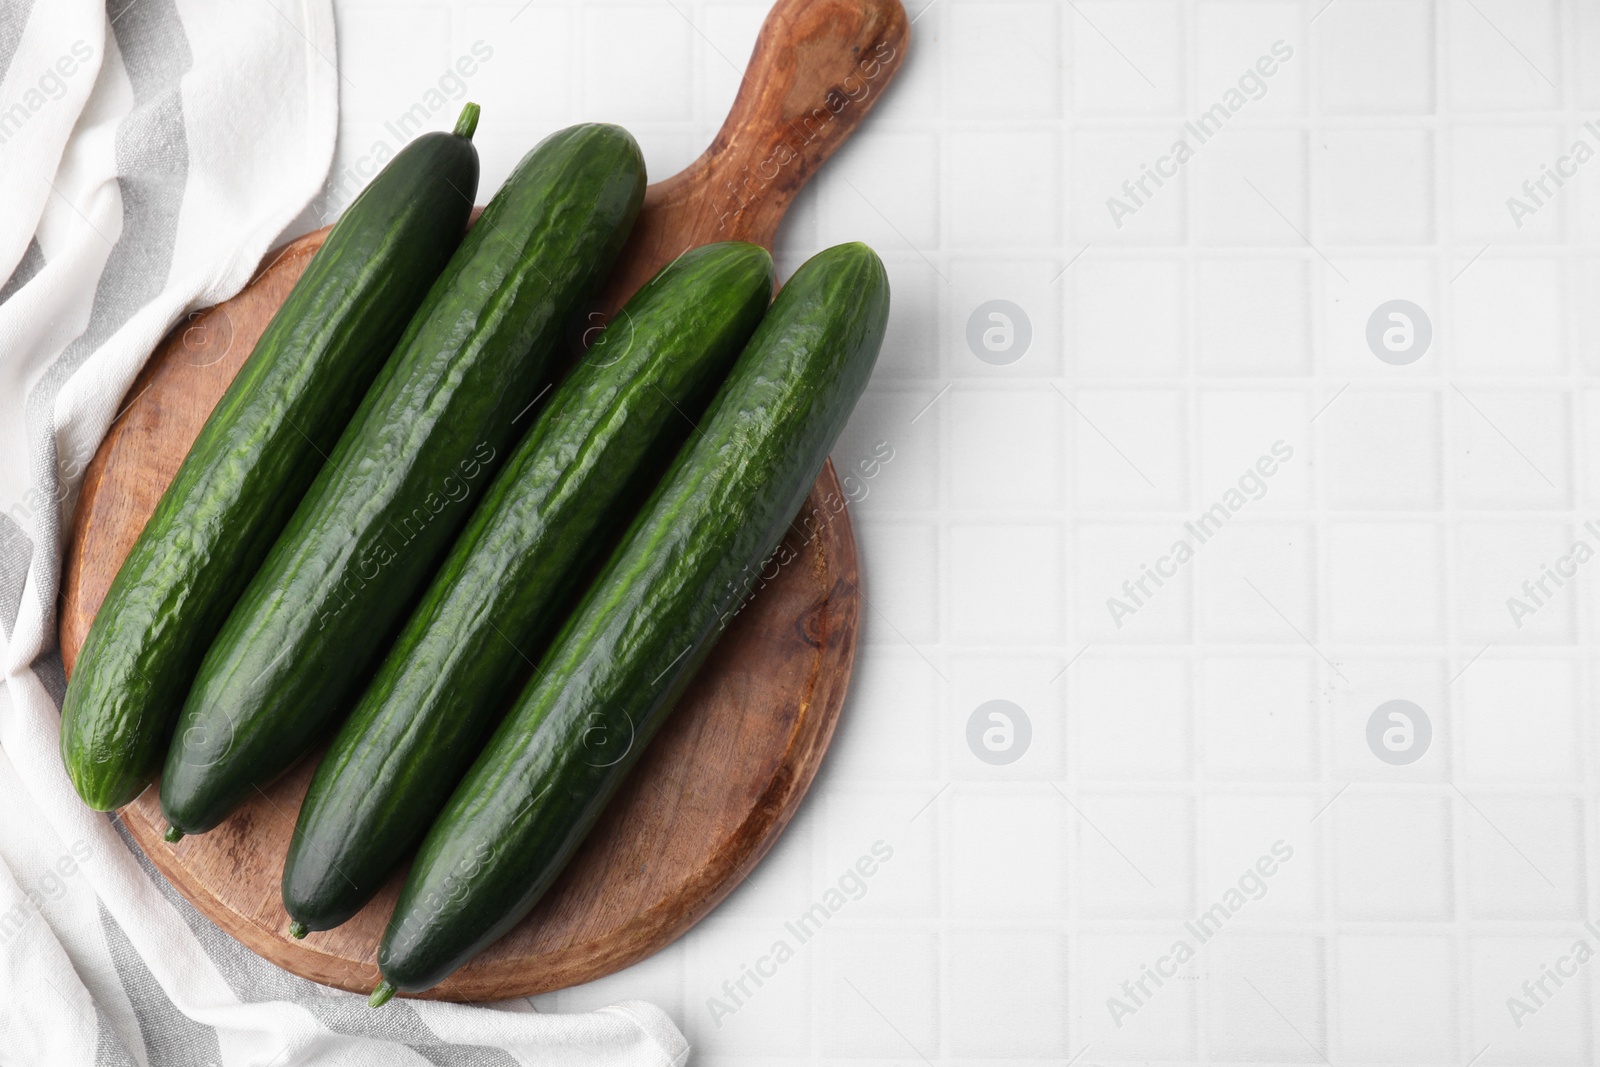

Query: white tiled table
[[320, 1, 1600, 1061]]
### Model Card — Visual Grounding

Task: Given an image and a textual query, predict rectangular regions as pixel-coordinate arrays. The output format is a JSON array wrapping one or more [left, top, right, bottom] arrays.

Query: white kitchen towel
[[0, 2, 687, 1065]]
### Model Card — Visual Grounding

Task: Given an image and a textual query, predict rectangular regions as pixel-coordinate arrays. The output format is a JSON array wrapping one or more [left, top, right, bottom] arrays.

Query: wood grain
[[56, 0, 906, 1002]]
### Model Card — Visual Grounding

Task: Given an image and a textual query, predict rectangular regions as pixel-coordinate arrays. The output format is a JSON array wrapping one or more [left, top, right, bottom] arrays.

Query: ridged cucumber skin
[[281, 242, 776, 933], [376, 242, 889, 994], [58, 125, 480, 812], [159, 124, 646, 836]]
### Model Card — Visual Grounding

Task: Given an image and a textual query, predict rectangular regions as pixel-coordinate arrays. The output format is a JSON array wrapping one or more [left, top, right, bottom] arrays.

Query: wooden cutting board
[[56, 0, 907, 1002]]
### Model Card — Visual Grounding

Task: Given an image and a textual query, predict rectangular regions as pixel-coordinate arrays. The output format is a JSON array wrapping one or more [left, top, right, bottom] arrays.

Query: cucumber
[[58, 105, 482, 811], [159, 124, 646, 838], [371, 242, 889, 1001], [281, 241, 775, 935]]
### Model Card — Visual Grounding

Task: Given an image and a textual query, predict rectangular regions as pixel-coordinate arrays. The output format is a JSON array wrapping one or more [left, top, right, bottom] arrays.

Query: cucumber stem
[[454, 102, 480, 141], [288, 920, 308, 939], [163, 825, 184, 844], [368, 980, 396, 1008]]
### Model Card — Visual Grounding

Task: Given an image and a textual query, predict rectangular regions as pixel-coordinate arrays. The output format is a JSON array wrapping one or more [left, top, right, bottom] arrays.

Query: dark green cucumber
[[58, 105, 482, 811], [159, 123, 646, 838], [282, 241, 775, 935], [372, 242, 889, 999]]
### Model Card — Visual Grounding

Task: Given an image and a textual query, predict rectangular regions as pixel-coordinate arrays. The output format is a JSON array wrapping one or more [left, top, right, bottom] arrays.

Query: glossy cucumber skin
[[59, 128, 479, 811], [281, 241, 775, 932], [376, 242, 889, 994], [159, 124, 646, 836]]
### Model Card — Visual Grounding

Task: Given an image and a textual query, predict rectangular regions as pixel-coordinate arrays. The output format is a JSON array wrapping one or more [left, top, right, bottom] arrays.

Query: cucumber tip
[[369, 980, 397, 1008], [288, 920, 308, 939], [163, 825, 184, 844], [454, 102, 480, 141]]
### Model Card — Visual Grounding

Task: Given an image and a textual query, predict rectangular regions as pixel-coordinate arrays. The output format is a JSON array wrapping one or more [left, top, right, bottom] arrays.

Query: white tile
[[1448, 0, 1560, 111], [1327, 657, 1450, 782], [946, 130, 1061, 249], [685, 915, 814, 1052], [947, 2, 1060, 120], [1316, 129, 1435, 245], [1448, 257, 1566, 373], [1454, 521, 1579, 644], [1582, 1, 1600, 108], [1193, 521, 1315, 643], [1450, 126, 1566, 244], [828, 651, 940, 782], [582, 6, 693, 122], [1468, 937, 1592, 1062], [853, 260, 937, 385], [819, 131, 939, 252], [1193, 2, 1305, 116], [1193, 130, 1308, 246], [1319, 259, 1439, 377], [1579, 262, 1600, 374], [947, 790, 1068, 919], [1449, 388, 1570, 508], [1196, 258, 1310, 374], [1068, 0, 1185, 115], [1460, 658, 1580, 783], [834, 385, 939, 510], [821, 790, 939, 919], [1072, 258, 1187, 377], [822, 930, 938, 1058], [1073, 932, 1196, 1057], [947, 524, 1062, 644], [946, 652, 1068, 780], [945, 930, 1068, 1057], [1323, 389, 1443, 510], [1586, 390, 1600, 507], [1196, 391, 1311, 507], [1070, 656, 1191, 781], [1316, 0, 1435, 114], [1201, 936, 1325, 1059], [1199, 656, 1316, 780], [1555, 126, 1600, 242], [1075, 523, 1193, 642], [540, 936, 685, 1018], [701, 2, 764, 118], [1325, 521, 1443, 641], [1073, 128, 1187, 244], [1200, 796, 1320, 921], [454, 5, 572, 122], [1335, 936, 1457, 1060], [947, 258, 1065, 378], [1334, 794, 1453, 920], [1463, 796, 1584, 920], [1075, 794, 1195, 917], [1070, 388, 1188, 510], [947, 389, 1061, 510], [337, 5, 453, 122], [1574, 262, 1600, 379], [856, 521, 938, 645]]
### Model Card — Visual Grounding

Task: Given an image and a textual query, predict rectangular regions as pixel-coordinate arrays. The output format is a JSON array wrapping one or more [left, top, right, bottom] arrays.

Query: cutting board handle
[[599, 0, 909, 307], [702, 0, 910, 241]]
